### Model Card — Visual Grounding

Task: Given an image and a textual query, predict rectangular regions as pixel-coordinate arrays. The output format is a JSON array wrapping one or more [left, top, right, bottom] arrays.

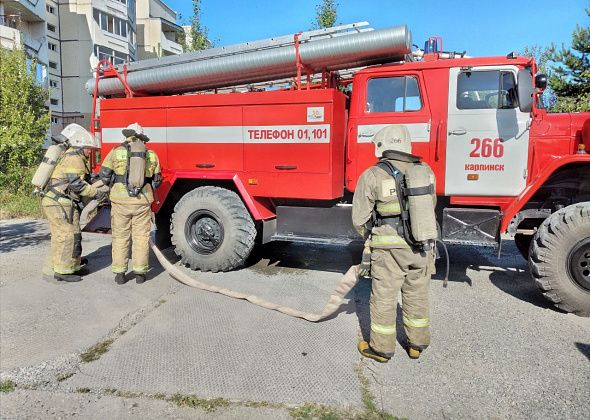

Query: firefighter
[[352, 125, 437, 362], [99, 123, 162, 285], [41, 124, 105, 282]]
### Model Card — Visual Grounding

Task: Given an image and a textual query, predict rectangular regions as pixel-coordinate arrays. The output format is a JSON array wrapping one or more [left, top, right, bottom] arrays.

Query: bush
[[0, 47, 49, 194]]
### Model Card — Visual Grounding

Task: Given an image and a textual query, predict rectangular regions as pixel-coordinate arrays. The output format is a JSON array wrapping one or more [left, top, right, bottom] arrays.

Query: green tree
[[0, 47, 49, 193], [313, 0, 338, 29], [547, 7, 589, 112], [178, 0, 214, 52], [520, 44, 557, 108]]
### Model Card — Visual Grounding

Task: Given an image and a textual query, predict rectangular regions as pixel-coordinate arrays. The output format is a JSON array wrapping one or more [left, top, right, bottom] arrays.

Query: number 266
[[470, 138, 504, 158]]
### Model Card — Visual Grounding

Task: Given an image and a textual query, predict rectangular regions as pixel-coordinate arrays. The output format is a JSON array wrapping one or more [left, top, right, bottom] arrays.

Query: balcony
[[160, 31, 181, 55], [1, 0, 45, 22], [0, 16, 21, 49]]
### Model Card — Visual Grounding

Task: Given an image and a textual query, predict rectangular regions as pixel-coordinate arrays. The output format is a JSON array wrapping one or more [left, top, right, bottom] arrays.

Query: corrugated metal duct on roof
[[86, 24, 411, 97]]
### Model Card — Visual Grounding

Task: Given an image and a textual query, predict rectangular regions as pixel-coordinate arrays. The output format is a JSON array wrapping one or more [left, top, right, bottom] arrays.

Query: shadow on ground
[[244, 241, 363, 274], [575, 342, 590, 361], [0, 220, 49, 253]]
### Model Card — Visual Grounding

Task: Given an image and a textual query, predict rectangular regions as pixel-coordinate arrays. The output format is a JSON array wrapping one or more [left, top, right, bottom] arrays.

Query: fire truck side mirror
[[517, 69, 534, 113], [535, 74, 548, 90]]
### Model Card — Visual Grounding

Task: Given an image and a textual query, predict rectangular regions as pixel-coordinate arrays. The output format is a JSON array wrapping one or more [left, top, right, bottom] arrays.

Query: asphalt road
[[0, 218, 588, 419]]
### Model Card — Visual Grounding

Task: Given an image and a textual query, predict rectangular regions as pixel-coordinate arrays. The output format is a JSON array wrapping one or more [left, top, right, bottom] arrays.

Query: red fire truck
[[88, 23, 590, 315]]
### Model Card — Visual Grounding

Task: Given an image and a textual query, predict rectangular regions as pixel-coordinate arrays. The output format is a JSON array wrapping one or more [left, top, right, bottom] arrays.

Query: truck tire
[[170, 186, 257, 272], [529, 202, 590, 316]]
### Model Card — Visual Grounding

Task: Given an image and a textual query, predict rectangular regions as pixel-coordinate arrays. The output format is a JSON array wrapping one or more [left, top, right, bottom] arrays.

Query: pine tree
[[547, 8, 589, 112]]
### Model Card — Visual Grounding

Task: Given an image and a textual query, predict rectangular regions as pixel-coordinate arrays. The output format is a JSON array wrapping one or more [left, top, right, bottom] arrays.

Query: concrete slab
[[66, 285, 363, 406], [0, 219, 176, 371]]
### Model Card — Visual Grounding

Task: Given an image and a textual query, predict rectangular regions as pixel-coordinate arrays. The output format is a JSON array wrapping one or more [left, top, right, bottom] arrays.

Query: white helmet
[[373, 124, 413, 158], [122, 122, 150, 142], [57, 123, 99, 148]]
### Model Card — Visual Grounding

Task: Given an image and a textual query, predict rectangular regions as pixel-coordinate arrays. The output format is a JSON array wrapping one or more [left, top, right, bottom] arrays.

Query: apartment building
[[1, 0, 181, 137], [0, 0, 48, 84], [137, 0, 181, 60]]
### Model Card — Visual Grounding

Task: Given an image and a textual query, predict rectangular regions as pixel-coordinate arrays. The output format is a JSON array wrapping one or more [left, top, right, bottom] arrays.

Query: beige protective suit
[[352, 157, 436, 357], [99, 138, 161, 274], [42, 148, 97, 274]]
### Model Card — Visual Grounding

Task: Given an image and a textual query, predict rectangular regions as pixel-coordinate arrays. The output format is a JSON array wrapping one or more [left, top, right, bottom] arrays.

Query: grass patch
[[57, 372, 74, 382], [169, 394, 230, 413], [354, 363, 399, 420], [0, 380, 16, 393], [0, 190, 43, 219], [76, 387, 91, 393], [80, 339, 114, 363], [289, 403, 346, 420]]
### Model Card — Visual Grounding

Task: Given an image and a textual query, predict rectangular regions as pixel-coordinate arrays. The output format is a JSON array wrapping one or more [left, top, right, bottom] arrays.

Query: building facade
[[0, 0, 182, 137], [0, 0, 48, 84], [137, 0, 181, 60]]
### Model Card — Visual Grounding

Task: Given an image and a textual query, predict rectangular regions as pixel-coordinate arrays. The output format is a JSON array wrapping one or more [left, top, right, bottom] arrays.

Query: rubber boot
[[54, 273, 82, 283], [74, 267, 90, 276], [358, 341, 391, 363], [115, 273, 127, 285], [135, 273, 146, 284], [408, 347, 422, 359]]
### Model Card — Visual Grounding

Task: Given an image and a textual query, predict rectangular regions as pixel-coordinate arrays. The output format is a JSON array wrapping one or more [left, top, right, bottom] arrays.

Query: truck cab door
[[445, 66, 531, 196], [346, 72, 432, 192]]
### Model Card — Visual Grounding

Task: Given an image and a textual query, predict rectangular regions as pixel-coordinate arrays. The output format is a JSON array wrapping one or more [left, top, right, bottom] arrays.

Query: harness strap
[[406, 185, 434, 196], [114, 174, 127, 184]]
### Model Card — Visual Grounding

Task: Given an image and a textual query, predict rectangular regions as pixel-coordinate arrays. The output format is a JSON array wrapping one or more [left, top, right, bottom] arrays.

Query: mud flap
[[82, 206, 112, 233]]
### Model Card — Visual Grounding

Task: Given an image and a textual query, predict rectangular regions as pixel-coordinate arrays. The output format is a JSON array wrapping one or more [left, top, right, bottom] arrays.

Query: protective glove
[[95, 189, 109, 204], [359, 244, 371, 277]]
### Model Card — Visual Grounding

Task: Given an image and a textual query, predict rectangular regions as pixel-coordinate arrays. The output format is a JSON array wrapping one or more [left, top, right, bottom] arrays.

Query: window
[[49, 79, 59, 88], [46, 5, 56, 14], [366, 76, 422, 113], [47, 23, 56, 32], [93, 8, 129, 39], [50, 98, 59, 105], [49, 61, 58, 69], [100, 13, 108, 31], [48, 42, 58, 52], [456, 70, 518, 110], [94, 44, 128, 65], [51, 116, 59, 124]]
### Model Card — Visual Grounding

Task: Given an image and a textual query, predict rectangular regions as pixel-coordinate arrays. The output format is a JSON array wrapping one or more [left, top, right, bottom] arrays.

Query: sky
[[166, 0, 589, 58]]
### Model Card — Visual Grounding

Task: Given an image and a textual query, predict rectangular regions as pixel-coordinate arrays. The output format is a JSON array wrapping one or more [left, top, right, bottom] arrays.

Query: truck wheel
[[514, 233, 532, 260], [529, 202, 590, 316], [170, 186, 257, 272]]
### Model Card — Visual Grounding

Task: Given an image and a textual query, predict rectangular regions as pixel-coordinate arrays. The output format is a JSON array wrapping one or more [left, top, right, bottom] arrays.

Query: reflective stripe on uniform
[[112, 264, 127, 274], [376, 202, 401, 214], [54, 263, 79, 275], [403, 316, 430, 328], [132, 264, 149, 274], [370, 235, 407, 246], [370, 322, 396, 335], [59, 168, 85, 176]]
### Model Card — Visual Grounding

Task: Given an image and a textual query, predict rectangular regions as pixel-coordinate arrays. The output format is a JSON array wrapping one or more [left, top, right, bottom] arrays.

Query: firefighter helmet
[[60, 123, 99, 149], [122, 122, 150, 142], [373, 124, 413, 158]]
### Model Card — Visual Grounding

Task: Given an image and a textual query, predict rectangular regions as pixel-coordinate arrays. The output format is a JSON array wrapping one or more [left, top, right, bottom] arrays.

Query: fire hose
[[150, 240, 360, 322], [83, 200, 447, 323]]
